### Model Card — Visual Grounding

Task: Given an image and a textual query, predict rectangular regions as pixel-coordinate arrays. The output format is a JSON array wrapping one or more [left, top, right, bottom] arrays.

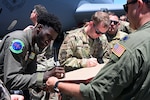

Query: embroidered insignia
[[29, 52, 35, 59], [122, 36, 128, 41], [112, 43, 126, 57], [10, 39, 24, 54]]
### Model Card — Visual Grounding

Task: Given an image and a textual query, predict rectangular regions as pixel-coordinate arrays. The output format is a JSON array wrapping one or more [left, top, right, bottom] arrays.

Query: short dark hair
[[34, 4, 48, 16], [37, 12, 62, 34]]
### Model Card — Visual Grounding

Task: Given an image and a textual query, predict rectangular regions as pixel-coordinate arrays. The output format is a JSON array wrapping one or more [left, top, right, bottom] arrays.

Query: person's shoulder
[[118, 31, 128, 37], [99, 34, 107, 40], [7, 30, 29, 44], [24, 25, 34, 31], [5, 30, 25, 38], [66, 27, 82, 35], [120, 21, 129, 26], [64, 27, 83, 38]]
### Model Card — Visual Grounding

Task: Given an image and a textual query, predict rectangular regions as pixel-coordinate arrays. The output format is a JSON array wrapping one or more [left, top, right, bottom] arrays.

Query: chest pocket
[[22, 51, 37, 73], [92, 38, 103, 58], [76, 39, 90, 58], [22, 44, 36, 73]]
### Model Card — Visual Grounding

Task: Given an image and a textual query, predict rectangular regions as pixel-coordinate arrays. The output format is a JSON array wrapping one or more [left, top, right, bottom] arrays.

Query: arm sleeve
[[80, 49, 138, 100], [58, 35, 88, 69], [3, 39, 44, 90]]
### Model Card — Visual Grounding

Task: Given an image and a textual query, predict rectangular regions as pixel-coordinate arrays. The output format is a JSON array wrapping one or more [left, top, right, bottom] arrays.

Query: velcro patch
[[112, 43, 126, 57], [10, 39, 24, 54], [29, 52, 35, 59]]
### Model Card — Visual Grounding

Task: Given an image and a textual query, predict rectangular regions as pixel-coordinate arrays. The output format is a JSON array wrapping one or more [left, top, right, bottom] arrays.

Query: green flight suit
[[58, 27, 111, 71], [0, 79, 11, 100], [80, 21, 150, 100], [24, 26, 58, 100], [0, 29, 45, 90]]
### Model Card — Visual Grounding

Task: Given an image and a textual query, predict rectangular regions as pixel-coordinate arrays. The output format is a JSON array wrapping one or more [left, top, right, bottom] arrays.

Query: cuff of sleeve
[[36, 72, 44, 86], [80, 59, 87, 67], [80, 83, 94, 99]]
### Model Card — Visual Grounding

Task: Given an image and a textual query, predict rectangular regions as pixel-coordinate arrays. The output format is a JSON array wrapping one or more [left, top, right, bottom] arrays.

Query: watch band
[[54, 81, 60, 93], [10, 90, 24, 95]]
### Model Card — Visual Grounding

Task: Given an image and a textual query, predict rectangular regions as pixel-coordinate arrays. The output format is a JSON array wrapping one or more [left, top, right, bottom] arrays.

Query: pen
[[90, 55, 93, 58], [53, 47, 60, 66]]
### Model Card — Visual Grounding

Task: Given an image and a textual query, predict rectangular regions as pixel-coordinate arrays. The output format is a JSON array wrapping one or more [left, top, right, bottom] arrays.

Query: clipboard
[[59, 64, 105, 84]]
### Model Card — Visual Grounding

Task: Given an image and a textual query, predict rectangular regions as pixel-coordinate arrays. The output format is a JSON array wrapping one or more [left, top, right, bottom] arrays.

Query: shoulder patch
[[112, 43, 126, 57], [10, 39, 25, 54], [122, 35, 128, 41]]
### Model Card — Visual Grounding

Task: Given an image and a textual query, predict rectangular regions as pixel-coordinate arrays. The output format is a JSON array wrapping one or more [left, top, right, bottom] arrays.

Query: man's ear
[[36, 24, 43, 31], [137, 0, 144, 12], [89, 21, 94, 26]]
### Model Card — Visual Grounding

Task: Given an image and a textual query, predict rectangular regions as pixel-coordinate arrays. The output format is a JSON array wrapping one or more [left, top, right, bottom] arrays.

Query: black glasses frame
[[93, 24, 105, 35], [110, 20, 119, 25], [123, 0, 137, 12]]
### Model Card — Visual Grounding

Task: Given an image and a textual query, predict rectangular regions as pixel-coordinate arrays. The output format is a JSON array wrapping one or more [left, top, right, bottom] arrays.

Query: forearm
[[5, 72, 38, 89], [4, 51, 45, 89], [46, 77, 84, 99], [58, 82, 83, 99]]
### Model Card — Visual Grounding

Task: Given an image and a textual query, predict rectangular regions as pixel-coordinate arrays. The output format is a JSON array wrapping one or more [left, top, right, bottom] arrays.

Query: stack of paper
[[59, 64, 105, 84]]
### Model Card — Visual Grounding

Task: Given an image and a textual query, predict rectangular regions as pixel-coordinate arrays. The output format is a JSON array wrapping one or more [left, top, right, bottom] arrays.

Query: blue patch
[[10, 39, 24, 54], [12, 42, 22, 50], [122, 36, 128, 41]]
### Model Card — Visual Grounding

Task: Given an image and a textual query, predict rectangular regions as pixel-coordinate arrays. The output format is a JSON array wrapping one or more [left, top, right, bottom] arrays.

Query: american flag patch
[[112, 43, 126, 57]]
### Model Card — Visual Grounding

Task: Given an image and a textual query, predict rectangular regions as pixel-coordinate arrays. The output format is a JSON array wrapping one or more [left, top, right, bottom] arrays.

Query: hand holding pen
[[43, 66, 65, 83], [53, 47, 65, 78], [86, 55, 98, 67], [43, 47, 65, 82]]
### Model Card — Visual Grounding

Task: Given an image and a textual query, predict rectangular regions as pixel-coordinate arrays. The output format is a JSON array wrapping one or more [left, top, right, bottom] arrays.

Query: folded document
[[59, 64, 105, 83]]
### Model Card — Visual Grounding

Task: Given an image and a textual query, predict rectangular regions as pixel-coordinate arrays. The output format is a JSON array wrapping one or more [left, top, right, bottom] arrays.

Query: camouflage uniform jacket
[[58, 27, 111, 70], [106, 30, 128, 49]]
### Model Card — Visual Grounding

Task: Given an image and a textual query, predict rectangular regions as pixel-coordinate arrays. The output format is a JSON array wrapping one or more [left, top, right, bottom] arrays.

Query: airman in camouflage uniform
[[58, 11, 111, 72], [106, 14, 128, 49]]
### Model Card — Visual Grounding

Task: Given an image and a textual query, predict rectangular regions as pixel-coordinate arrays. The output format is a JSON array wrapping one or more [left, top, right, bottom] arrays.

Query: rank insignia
[[29, 52, 35, 59], [112, 43, 126, 57], [10, 39, 24, 54], [122, 35, 128, 41]]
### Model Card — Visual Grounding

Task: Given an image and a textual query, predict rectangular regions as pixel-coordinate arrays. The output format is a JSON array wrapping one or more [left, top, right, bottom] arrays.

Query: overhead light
[[7, 20, 17, 30]]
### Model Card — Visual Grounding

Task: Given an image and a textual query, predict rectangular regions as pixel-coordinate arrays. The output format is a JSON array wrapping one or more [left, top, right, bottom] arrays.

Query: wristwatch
[[54, 81, 60, 93], [10, 90, 24, 95]]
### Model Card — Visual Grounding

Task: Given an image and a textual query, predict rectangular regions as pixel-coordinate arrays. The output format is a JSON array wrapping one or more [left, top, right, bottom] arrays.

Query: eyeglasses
[[93, 24, 105, 35], [123, 0, 137, 12], [110, 20, 119, 25]]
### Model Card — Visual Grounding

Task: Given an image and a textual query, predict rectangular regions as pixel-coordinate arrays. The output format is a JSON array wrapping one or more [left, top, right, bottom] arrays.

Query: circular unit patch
[[10, 39, 25, 54]]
